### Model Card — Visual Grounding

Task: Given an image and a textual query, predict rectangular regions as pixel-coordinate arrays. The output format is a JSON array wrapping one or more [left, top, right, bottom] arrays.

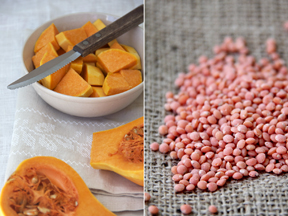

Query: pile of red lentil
[[150, 36, 288, 193]]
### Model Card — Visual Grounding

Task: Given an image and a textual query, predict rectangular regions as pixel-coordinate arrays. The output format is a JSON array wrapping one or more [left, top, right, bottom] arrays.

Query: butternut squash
[[120, 69, 142, 88], [81, 21, 98, 37], [39, 52, 70, 90], [32, 42, 58, 68], [82, 64, 104, 86], [90, 86, 106, 97], [34, 23, 60, 53], [55, 28, 87, 51], [82, 53, 97, 63], [97, 49, 137, 74], [90, 117, 144, 186], [102, 72, 131, 96], [66, 45, 83, 74], [110, 41, 126, 51], [54, 68, 93, 97], [0, 156, 115, 216], [122, 44, 142, 70]]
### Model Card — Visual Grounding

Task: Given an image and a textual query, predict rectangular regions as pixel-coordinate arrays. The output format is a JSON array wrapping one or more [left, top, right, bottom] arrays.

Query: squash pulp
[[90, 117, 144, 186], [0, 156, 115, 216]]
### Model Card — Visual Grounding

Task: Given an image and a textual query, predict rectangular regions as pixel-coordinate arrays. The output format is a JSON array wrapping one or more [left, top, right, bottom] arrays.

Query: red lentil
[[148, 205, 159, 215], [180, 204, 192, 215], [152, 37, 288, 193], [145, 192, 151, 202], [208, 205, 218, 214]]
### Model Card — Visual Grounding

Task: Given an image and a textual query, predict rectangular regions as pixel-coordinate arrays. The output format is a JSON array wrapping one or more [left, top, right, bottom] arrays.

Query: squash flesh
[[90, 117, 144, 186], [0, 156, 116, 216]]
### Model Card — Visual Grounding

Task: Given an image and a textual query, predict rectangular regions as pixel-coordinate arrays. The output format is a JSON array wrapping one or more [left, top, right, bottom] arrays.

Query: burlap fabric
[[144, 0, 288, 215]]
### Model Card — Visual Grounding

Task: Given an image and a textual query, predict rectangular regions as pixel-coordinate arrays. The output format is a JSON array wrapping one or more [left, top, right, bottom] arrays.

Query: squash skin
[[0, 156, 115, 216], [90, 117, 144, 186]]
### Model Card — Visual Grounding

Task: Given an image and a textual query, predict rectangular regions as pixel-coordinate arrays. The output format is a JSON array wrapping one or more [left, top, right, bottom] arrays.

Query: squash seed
[[23, 208, 38, 216], [37, 206, 50, 213]]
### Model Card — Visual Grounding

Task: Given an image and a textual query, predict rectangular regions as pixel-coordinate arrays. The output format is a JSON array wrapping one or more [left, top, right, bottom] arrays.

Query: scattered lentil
[[208, 205, 218, 214], [144, 192, 151, 202], [148, 205, 159, 215], [152, 37, 288, 194], [180, 204, 192, 215]]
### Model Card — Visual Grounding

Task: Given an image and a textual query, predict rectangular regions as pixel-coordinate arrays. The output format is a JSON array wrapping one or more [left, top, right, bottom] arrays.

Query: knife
[[8, 4, 143, 90]]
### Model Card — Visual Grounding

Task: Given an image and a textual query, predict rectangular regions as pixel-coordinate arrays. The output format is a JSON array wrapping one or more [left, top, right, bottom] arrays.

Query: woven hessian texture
[[144, 0, 288, 215]]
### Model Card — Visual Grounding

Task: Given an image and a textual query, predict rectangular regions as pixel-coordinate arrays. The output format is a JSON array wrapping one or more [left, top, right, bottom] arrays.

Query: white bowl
[[22, 12, 143, 117]]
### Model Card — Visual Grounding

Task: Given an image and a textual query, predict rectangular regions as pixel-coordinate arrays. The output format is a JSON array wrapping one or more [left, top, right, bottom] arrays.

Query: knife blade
[[8, 4, 143, 90]]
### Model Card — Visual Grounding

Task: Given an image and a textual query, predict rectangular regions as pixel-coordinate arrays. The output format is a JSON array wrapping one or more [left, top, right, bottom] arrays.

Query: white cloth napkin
[[3, 0, 144, 214]]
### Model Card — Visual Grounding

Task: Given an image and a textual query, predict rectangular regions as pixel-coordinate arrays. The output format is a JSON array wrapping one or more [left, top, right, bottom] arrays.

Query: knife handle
[[73, 4, 143, 57]]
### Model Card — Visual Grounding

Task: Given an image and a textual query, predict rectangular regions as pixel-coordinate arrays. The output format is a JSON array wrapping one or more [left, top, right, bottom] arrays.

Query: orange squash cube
[[65, 45, 83, 74], [102, 73, 130, 96], [55, 28, 87, 51], [97, 49, 137, 74], [54, 68, 93, 97], [122, 45, 142, 70], [71, 58, 83, 74], [34, 23, 60, 53], [82, 53, 97, 63], [39, 53, 70, 90], [120, 70, 142, 88], [32, 42, 58, 68], [82, 64, 104, 86], [81, 21, 98, 37], [110, 41, 126, 51], [90, 87, 106, 97]]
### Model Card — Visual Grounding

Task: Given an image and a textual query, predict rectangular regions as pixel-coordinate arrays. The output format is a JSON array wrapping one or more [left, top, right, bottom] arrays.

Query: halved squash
[[90, 117, 144, 186], [0, 156, 115, 216]]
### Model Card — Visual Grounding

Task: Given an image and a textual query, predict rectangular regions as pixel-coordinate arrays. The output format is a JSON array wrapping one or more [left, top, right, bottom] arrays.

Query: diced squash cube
[[90, 86, 106, 97], [95, 48, 109, 61], [71, 58, 83, 74], [81, 21, 98, 37], [34, 23, 60, 53], [122, 44, 142, 70], [54, 68, 93, 97], [93, 19, 106, 31], [102, 73, 130, 96], [97, 49, 137, 74], [66, 45, 83, 74], [120, 70, 142, 88], [96, 62, 106, 74], [109, 41, 126, 51], [83, 64, 104, 86], [93, 19, 116, 46], [55, 28, 87, 51], [39, 53, 70, 90], [32, 42, 58, 68], [82, 53, 97, 62]]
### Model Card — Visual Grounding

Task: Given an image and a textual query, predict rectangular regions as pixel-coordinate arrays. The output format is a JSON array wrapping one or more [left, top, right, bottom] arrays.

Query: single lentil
[[180, 204, 192, 215]]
